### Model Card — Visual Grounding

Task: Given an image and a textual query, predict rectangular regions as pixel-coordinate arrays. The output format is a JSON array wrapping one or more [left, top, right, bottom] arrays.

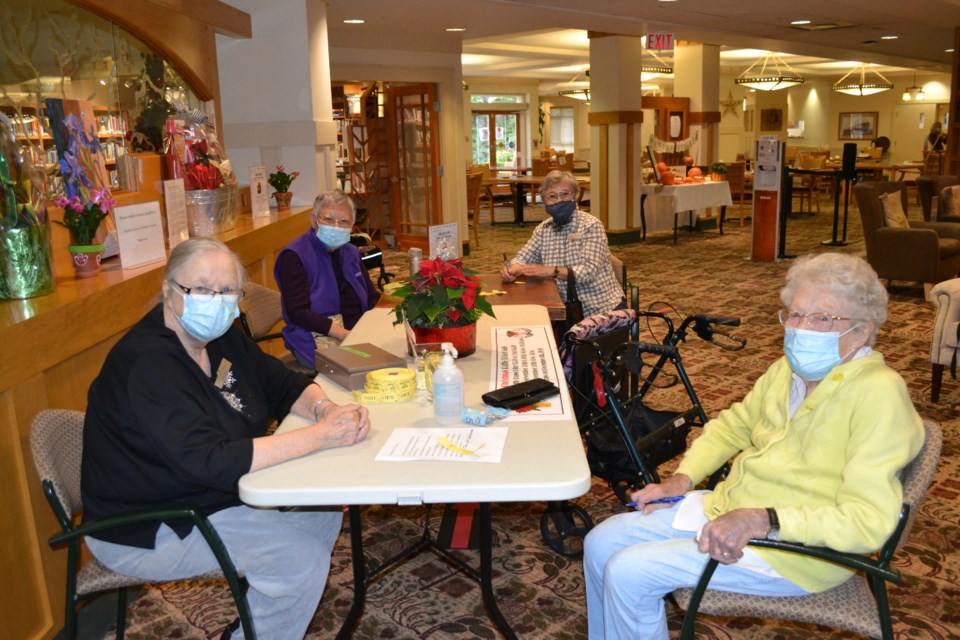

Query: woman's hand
[[328, 324, 350, 342], [697, 508, 770, 564], [312, 403, 370, 449], [628, 473, 692, 514]]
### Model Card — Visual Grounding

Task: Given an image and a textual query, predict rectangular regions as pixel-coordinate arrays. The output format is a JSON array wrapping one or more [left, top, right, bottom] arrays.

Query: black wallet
[[482, 378, 560, 410]]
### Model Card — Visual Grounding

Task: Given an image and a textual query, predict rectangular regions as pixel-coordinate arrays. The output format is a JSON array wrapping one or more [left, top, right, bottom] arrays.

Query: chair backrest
[[897, 419, 942, 551], [852, 181, 908, 263], [532, 158, 551, 176], [725, 161, 745, 190], [30, 409, 86, 527], [466, 171, 483, 216], [798, 153, 825, 170], [917, 174, 960, 221], [240, 282, 283, 340]]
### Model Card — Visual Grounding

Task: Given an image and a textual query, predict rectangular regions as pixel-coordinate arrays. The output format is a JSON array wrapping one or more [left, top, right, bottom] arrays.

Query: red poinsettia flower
[[389, 256, 496, 328]]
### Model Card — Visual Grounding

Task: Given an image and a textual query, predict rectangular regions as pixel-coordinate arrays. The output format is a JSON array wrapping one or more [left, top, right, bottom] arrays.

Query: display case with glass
[[0, 0, 204, 199]]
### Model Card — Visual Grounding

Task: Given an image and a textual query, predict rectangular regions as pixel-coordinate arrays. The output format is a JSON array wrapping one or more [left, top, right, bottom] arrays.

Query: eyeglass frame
[[542, 189, 576, 204], [314, 213, 353, 228], [778, 308, 852, 332], [171, 280, 245, 302]]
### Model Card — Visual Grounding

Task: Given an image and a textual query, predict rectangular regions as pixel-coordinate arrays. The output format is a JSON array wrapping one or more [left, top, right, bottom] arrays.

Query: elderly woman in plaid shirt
[[500, 170, 625, 317]]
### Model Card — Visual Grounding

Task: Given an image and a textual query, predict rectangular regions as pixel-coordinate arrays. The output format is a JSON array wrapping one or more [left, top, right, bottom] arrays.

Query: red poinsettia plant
[[390, 257, 495, 328]]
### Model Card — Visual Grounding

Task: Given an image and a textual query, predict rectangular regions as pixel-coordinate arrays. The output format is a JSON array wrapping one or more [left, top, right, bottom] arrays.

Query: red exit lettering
[[647, 32, 674, 50]]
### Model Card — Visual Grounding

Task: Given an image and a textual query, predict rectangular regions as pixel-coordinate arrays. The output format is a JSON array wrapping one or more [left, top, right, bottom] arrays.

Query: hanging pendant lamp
[[734, 52, 804, 91], [832, 63, 893, 96]]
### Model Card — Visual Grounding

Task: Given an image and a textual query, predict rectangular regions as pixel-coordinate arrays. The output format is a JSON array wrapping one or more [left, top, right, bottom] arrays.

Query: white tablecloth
[[641, 181, 734, 233]]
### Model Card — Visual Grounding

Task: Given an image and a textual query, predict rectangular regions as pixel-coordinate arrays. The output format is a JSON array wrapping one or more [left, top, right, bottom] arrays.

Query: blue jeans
[[86, 504, 343, 640], [583, 501, 810, 640]]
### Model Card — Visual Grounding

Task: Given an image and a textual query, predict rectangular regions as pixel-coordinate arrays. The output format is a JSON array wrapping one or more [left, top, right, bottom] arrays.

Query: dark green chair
[[674, 418, 941, 640], [29, 409, 256, 640]]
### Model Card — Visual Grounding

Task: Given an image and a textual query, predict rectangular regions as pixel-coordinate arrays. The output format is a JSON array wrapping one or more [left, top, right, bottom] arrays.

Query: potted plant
[[268, 164, 299, 210], [387, 256, 495, 357], [52, 113, 116, 278], [710, 161, 728, 182], [53, 189, 114, 278]]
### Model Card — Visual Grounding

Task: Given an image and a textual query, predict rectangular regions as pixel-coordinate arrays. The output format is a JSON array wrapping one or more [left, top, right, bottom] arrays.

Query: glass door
[[386, 83, 442, 252], [472, 111, 520, 167]]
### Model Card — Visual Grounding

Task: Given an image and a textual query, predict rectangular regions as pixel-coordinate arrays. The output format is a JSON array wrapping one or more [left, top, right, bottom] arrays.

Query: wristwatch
[[765, 507, 780, 541], [553, 266, 560, 279]]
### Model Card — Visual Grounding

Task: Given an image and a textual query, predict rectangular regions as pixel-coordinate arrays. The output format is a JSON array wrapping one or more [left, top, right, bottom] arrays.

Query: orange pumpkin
[[688, 167, 703, 178], [660, 171, 676, 185], [657, 162, 669, 172]]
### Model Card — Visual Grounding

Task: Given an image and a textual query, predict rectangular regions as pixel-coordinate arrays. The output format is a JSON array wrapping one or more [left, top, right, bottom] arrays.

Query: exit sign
[[647, 32, 674, 50]]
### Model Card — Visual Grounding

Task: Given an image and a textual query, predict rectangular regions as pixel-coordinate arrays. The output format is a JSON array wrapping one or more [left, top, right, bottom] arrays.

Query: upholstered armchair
[[930, 278, 960, 402], [916, 174, 960, 222], [852, 181, 960, 300]]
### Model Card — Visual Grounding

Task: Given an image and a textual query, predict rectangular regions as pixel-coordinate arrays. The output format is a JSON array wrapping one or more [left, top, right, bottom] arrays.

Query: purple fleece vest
[[274, 230, 370, 364]]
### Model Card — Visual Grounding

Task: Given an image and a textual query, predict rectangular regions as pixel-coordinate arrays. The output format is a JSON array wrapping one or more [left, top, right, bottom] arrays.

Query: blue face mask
[[545, 199, 576, 227], [316, 224, 351, 250], [783, 326, 858, 381], [177, 291, 240, 343]]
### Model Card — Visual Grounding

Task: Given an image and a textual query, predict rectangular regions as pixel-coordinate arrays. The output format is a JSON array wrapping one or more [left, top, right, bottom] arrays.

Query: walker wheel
[[540, 503, 594, 557]]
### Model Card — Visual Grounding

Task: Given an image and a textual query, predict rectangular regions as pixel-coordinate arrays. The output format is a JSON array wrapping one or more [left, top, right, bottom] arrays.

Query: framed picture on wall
[[760, 108, 783, 132], [839, 112, 878, 140]]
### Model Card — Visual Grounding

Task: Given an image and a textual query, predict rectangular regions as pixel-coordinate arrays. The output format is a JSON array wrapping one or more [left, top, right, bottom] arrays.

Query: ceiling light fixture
[[642, 50, 673, 81], [902, 72, 925, 101], [734, 52, 804, 91], [832, 63, 894, 96], [790, 19, 811, 25], [343, 19, 365, 24], [445, 27, 466, 32], [559, 88, 590, 102], [880, 35, 899, 40]]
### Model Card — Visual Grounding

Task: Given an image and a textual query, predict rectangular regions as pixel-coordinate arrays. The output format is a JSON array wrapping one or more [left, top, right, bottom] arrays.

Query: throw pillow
[[879, 191, 909, 228], [941, 185, 960, 219]]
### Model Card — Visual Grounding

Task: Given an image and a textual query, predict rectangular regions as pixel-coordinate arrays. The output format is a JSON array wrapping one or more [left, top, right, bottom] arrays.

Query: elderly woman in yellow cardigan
[[583, 252, 925, 640]]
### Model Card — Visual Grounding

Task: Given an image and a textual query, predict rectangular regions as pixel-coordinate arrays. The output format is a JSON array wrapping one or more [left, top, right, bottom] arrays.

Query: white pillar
[[217, 0, 336, 206]]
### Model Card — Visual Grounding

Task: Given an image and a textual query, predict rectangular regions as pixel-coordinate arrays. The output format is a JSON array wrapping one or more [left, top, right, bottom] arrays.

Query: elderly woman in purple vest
[[274, 190, 381, 368]]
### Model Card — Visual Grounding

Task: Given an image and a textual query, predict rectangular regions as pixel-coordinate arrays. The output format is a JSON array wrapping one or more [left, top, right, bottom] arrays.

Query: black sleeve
[[277, 250, 334, 335], [237, 329, 314, 420]]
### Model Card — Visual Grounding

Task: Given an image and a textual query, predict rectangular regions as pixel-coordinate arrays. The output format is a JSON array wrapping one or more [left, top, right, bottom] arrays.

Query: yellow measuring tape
[[352, 368, 417, 403]]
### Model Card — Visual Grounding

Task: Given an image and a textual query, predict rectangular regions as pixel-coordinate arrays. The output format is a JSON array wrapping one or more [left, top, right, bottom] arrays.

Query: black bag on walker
[[585, 403, 691, 476]]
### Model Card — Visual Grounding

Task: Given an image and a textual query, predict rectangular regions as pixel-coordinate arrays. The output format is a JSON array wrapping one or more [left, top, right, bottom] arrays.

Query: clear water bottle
[[409, 247, 422, 277]]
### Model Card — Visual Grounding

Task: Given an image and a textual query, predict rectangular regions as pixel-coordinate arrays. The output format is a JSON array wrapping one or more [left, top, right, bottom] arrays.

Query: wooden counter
[[0, 206, 311, 640]]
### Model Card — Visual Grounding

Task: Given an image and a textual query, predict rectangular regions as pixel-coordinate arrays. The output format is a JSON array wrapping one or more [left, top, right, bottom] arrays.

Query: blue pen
[[627, 496, 685, 508]]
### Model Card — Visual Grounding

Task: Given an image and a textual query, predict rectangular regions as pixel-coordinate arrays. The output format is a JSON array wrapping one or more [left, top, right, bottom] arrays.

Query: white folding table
[[239, 305, 591, 639]]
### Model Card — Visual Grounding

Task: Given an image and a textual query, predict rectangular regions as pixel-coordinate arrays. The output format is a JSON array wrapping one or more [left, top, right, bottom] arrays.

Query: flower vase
[[0, 224, 55, 299], [273, 192, 293, 211], [411, 322, 478, 357], [68, 244, 104, 279]]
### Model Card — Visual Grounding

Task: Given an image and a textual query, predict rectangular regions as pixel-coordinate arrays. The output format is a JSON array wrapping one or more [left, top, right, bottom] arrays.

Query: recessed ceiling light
[[445, 27, 466, 32], [657, 0, 679, 2], [947, 48, 956, 53], [343, 19, 365, 24], [880, 35, 899, 40], [790, 20, 811, 25]]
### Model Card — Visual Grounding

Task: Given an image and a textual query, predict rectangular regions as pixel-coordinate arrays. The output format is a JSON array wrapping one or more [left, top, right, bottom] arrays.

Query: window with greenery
[[0, 0, 202, 195], [470, 94, 522, 104], [550, 107, 575, 153]]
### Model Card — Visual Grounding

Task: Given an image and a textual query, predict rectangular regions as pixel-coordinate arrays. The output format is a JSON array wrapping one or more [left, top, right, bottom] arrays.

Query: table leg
[[479, 503, 518, 640], [719, 205, 726, 235], [514, 182, 525, 224], [336, 505, 367, 640]]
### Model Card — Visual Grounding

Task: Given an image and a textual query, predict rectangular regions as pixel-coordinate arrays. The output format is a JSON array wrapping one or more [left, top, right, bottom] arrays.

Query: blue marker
[[627, 496, 685, 508]]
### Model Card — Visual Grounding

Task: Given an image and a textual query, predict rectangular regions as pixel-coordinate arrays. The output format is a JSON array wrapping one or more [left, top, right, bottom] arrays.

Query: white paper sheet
[[375, 427, 507, 463]]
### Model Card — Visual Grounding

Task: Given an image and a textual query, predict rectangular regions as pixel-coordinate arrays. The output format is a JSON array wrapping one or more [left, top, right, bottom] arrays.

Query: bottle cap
[[439, 342, 458, 368]]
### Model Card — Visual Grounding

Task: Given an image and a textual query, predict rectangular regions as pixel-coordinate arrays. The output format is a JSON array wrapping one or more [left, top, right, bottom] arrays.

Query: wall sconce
[[902, 73, 924, 101]]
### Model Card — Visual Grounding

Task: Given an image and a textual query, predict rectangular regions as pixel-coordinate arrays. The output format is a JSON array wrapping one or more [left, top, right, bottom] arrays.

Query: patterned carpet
[[102, 194, 960, 639]]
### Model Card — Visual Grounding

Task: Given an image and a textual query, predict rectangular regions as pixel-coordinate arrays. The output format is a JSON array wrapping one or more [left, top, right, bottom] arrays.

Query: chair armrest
[[931, 279, 960, 361], [745, 539, 900, 583], [915, 221, 960, 240], [49, 507, 210, 546]]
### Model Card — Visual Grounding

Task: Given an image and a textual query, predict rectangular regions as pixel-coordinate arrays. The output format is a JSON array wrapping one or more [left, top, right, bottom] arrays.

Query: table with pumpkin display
[[639, 180, 733, 243]]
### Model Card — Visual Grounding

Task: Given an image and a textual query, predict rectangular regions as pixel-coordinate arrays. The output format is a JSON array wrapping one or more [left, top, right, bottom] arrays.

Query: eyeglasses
[[316, 215, 353, 228], [543, 189, 575, 204], [172, 281, 244, 302], [778, 308, 851, 332]]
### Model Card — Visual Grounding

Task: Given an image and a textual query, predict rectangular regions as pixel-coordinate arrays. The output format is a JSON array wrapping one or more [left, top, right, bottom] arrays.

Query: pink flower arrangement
[[53, 187, 116, 246]]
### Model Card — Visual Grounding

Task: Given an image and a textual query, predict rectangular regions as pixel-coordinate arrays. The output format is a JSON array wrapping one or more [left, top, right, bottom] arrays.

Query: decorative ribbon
[[648, 132, 700, 153]]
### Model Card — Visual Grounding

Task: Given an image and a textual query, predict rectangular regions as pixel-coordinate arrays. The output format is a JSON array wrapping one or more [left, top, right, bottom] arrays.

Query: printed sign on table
[[248, 165, 271, 217], [163, 178, 189, 249], [488, 325, 571, 421], [113, 201, 167, 270]]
